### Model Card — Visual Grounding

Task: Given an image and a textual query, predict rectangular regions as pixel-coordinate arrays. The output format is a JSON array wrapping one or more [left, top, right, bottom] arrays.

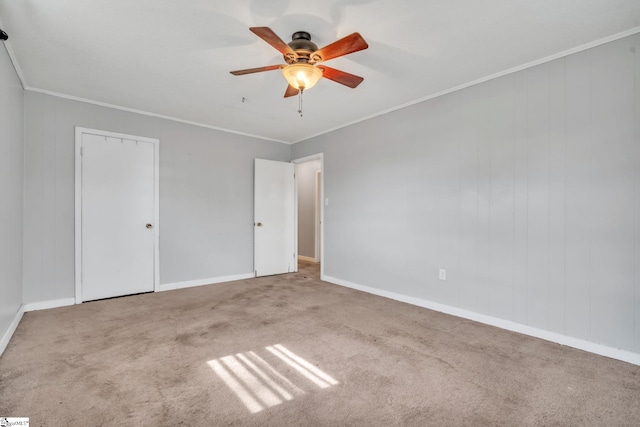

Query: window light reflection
[[208, 344, 338, 413]]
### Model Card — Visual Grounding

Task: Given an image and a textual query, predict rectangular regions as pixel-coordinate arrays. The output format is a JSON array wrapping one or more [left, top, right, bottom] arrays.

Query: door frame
[[74, 127, 160, 304], [314, 170, 321, 263], [292, 153, 324, 279]]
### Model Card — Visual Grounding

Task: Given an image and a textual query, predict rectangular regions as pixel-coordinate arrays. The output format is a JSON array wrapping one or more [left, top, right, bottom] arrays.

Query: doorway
[[293, 154, 323, 278], [75, 128, 159, 303]]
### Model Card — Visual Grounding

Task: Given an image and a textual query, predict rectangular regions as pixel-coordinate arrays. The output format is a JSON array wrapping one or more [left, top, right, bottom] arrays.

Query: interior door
[[254, 159, 295, 277], [77, 130, 158, 301]]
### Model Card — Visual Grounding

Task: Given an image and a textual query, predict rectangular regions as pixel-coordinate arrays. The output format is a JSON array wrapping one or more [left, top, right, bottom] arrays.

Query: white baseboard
[[23, 298, 76, 312], [323, 275, 640, 366], [298, 256, 317, 263], [159, 272, 255, 292], [0, 305, 25, 357], [1, 298, 76, 357]]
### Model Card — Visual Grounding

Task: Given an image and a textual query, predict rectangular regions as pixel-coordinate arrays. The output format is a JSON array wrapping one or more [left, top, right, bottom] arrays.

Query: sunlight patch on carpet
[[208, 344, 338, 413]]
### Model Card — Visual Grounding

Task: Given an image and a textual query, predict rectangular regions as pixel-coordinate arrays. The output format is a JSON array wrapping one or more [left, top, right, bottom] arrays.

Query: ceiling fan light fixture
[[281, 63, 323, 91]]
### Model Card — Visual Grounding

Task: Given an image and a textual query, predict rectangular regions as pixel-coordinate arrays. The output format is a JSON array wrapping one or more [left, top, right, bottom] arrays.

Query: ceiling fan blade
[[250, 27, 298, 59], [312, 32, 368, 63], [317, 66, 364, 88], [284, 85, 299, 98], [230, 64, 283, 75]]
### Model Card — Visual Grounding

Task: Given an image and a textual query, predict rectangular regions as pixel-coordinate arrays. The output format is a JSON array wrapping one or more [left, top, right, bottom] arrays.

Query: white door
[[254, 159, 295, 277], [76, 129, 159, 302]]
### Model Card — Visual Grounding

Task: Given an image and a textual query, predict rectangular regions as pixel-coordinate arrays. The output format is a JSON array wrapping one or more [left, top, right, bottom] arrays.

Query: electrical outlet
[[439, 269, 446, 280]]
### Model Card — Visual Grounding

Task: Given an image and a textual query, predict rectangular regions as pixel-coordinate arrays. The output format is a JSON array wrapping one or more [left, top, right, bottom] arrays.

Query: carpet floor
[[1, 261, 639, 426]]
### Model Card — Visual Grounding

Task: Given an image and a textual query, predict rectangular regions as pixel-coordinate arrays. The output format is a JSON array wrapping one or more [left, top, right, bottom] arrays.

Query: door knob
[[256, 222, 263, 227], [146, 224, 153, 229]]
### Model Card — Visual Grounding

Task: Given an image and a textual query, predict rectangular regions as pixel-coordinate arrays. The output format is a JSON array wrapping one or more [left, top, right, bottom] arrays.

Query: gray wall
[[292, 33, 640, 354], [0, 44, 24, 338], [297, 159, 320, 258], [23, 92, 290, 303]]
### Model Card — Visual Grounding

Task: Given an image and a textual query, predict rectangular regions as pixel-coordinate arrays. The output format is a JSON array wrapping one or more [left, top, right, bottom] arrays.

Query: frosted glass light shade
[[281, 64, 323, 91]]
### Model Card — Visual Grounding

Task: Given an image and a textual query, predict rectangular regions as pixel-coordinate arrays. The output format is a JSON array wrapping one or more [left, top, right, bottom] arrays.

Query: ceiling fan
[[230, 27, 368, 98]]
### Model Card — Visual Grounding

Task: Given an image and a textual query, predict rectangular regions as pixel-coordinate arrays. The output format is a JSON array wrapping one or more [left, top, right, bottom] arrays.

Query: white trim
[[298, 255, 316, 263], [292, 26, 640, 144], [293, 164, 299, 274], [0, 305, 25, 357], [314, 170, 321, 263], [152, 134, 160, 295], [291, 154, 324, 164], [0, 16, 27, 89], [75, 127, 160, 303], [74, 129, 82, 303], [23, 298, 75, 312], [323, 275, 640, 366], [292, 153, 324, 279], [26, 88, 289, 145], [159, 272, 254, 292]]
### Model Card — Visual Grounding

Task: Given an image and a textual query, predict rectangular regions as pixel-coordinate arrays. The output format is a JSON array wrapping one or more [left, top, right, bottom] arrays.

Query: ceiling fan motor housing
[[286, 31, 319, 64]]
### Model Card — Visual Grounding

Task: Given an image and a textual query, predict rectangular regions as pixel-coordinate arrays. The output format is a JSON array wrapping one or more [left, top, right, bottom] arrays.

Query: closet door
[[76, 128, 159, 302]]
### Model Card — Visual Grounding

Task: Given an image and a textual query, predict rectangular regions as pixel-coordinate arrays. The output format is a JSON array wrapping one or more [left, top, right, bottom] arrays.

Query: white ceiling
[[1, 1, 639, 143]]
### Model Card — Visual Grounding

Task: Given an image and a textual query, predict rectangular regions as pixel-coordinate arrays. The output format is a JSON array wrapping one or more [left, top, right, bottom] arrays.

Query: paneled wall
[[0, 43, 24, 341], [293, 33, 640, 354], [23, 92, 290, 304]]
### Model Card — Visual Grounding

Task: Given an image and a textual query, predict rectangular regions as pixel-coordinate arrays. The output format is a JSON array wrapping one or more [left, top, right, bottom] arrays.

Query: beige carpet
[[1, 261, 639, 426]]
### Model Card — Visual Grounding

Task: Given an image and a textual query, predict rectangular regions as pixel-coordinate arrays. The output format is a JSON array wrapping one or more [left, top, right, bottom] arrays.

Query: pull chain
[[297, 89, 304, 117]]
